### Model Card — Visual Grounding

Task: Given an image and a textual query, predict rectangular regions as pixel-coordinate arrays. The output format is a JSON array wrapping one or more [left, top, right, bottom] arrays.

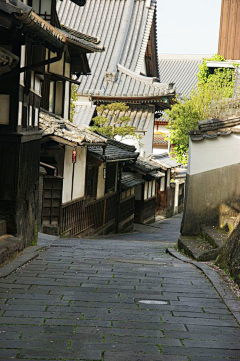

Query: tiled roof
[[131, 156, 162, 174], [0, 1, 66, 51], [74, 104, 155, 132], [121, 173, 144, 190], [39, 109, 107, 145], [58, 26, 104, 53], [57, 0, 174, 99], [88, 132, 138, 161], [74, 104, 96, 127], [153, 133, 168, 145], [88, 144, 138, 162], [99, 104, 154, 132], [61, 24, 101, 44], [190, 115, 240, 142], [151, 152, 180, 169], [148, 170, 165, 179], [159, 55, 210, 97]]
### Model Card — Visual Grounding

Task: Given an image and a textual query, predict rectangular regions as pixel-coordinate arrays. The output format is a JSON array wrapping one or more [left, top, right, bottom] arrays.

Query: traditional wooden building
[[123, 157, 164, 224], [152, 153, 186, 217], [57, 0, 175, 158], [0, 0, 67, 247], [40, 114, 139, 236], [0, 0, 105, 248]]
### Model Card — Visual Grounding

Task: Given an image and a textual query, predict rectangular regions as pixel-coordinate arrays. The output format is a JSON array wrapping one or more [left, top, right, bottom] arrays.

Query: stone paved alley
[[0, 215, 240, 361]]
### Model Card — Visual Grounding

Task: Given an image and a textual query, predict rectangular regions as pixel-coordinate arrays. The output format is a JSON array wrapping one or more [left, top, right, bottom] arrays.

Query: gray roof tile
[[159, 55, 210, 97], [57, 0, 173, 98], [190, 114, 240, 141], [96, 104, 155, 132], [121, 172, 144, 190], [39, 109, 106, 145]]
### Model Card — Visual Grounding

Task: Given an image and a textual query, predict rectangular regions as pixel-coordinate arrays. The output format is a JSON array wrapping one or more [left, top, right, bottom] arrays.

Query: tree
[[89, 102, 141, 141], [70, 84, 78, 122], [167, 55, 236, 164]]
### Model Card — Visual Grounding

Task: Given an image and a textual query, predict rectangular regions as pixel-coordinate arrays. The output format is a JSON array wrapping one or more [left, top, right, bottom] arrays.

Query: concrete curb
[[167, 247, 240, 325]]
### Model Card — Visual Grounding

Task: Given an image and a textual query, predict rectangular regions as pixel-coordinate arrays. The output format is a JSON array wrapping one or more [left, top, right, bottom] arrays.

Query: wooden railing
[[60, 193, 117, 237]]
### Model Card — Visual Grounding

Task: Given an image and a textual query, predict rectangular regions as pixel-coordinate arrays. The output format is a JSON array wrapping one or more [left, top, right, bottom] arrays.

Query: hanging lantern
[[72, 150, 77, 163]]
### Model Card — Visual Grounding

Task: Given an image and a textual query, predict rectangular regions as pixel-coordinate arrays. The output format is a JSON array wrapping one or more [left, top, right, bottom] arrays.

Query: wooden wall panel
[[218, 0, 240, 59]]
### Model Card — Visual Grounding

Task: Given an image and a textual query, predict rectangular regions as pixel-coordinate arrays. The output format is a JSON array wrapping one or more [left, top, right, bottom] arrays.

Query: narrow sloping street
[[0, 215, 239, 361]]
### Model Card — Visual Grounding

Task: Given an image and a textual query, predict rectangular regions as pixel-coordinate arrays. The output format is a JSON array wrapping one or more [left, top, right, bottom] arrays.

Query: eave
[[91, 95, 174, 109]]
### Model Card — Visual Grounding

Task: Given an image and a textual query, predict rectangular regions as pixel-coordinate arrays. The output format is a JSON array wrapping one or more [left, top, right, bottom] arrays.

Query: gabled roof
[[159, 54, 210, 97], [39, 109, 107, 146], [57, 0, 174, 100]]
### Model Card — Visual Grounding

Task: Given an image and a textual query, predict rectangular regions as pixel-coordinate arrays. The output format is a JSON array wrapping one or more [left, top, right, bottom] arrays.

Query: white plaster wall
[[114, 112, 154, 157], [155, 125, 169, 133], [141, 114, 154, 157], [188, 134, 240, 176], [72, 147, 87, 200], [62, 146, 73, 204], [97, 163, 106, 199], [152, 147, 168, 155]]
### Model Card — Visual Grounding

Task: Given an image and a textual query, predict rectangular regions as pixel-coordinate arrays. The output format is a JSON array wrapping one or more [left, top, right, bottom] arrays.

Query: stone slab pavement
[[0, 214, 239, 360]]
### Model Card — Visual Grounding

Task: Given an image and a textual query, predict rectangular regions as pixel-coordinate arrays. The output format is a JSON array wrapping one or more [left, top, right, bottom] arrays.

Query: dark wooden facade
[[135, 197, 156, 224], [145, 13, 159, 77], [218, 0, 240, 59], [41, 176, 135, 237], [0, 1, 65, 246]]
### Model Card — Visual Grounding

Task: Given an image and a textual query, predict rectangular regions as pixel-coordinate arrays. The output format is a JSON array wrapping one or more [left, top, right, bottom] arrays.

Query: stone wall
[[181, 163, 240, 235]]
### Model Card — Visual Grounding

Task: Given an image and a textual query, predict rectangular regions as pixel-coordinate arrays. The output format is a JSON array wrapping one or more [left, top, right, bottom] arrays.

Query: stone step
[[0, 235, 23, 265], [0, 220, 6, 237], [178, 236, 218, 262], [201, 225, 228, 249]]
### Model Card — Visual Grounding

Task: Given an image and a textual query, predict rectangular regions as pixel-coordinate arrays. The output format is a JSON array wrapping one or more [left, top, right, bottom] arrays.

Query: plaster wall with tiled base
[[182, 134, 240, 235]]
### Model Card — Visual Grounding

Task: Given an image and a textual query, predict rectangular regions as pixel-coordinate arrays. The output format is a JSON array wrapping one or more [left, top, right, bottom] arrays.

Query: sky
[[157, 0, 222, 55]]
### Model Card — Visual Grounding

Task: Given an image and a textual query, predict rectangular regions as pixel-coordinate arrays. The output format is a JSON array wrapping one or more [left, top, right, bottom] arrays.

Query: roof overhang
[[0, 1, 66, 52], [41, 135, 106, 148], [91, 95, 174, 109]]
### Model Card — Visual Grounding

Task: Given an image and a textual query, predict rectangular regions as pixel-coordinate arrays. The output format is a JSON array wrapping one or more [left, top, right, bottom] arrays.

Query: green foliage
[[89, 102, 141, 141], [70, 84, 78, 123], [33, 221, 38, 246], [167, 54, 236, 164], [198, 54, 234, 97]]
